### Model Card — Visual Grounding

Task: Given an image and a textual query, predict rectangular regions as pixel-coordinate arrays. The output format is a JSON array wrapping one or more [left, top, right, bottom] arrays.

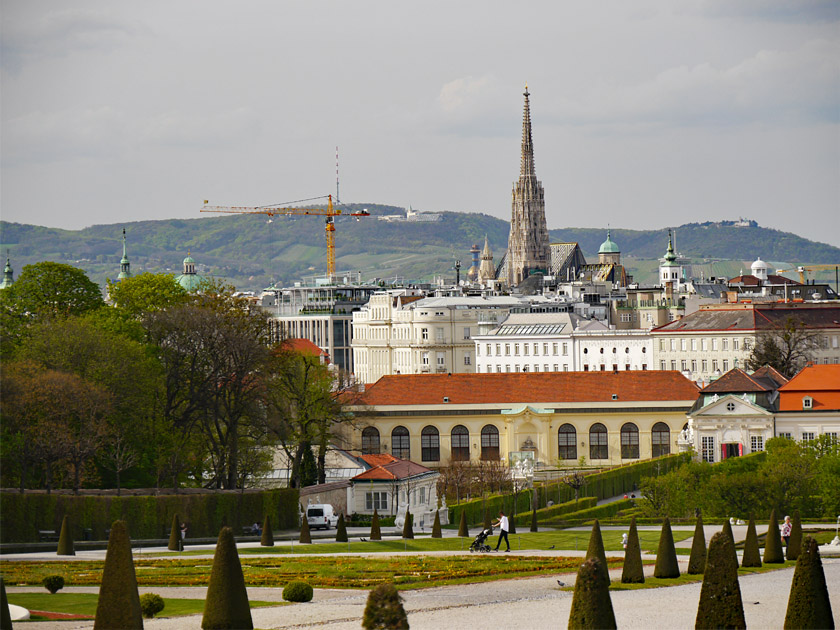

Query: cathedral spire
[[0, 253, 13, 289], [520, 84, 536, 180], [117, 228, 131, 280]]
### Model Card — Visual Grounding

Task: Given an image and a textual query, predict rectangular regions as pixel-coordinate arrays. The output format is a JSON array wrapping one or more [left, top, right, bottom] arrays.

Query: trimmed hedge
[[513, 497, 597, 527], [542, 499, 635, 525], [0, 489, 299, 543]]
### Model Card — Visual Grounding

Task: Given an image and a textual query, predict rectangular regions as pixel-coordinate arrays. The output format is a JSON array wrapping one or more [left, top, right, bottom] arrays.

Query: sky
[[2, 1, 839, 247]]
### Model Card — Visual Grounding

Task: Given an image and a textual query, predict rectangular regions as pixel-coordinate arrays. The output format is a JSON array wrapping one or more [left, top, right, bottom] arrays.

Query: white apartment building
[[352, 293, 526, 384]]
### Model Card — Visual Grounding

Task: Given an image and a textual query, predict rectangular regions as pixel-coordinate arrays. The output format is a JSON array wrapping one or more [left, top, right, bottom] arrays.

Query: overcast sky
[[2, 1, 839, 247]]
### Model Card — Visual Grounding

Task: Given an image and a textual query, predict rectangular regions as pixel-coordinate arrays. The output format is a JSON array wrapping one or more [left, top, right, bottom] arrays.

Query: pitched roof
[[750, 365, 789, 388], [653, 304, 840, 333], [281, 338, 330, 362], [778, 364, 840, 392], [354, 371, 699, 406], [701, 368, 778, 393], [353, 455, 434, 481]]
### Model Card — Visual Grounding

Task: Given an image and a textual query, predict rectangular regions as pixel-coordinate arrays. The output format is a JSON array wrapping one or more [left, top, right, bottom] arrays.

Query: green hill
[[1, 208, 838, 292]]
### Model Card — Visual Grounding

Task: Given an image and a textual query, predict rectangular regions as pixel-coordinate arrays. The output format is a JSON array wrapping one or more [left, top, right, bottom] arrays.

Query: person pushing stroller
[[493, 511, 510, 552]]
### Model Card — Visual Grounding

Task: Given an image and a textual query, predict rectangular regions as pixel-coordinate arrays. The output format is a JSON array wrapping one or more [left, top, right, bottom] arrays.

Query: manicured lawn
[[5, 592, 279, 617]]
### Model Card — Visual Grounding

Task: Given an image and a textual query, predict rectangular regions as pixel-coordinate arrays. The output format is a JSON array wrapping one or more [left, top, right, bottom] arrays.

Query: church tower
[[117, 228, 132, 280], [506, 85, 550, 286], [478, 235, 496, 283]]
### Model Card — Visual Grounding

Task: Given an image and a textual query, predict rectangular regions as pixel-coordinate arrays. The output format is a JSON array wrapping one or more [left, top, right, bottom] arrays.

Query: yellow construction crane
[[775, 264, 840, 284], [201, 194, 369, 280]]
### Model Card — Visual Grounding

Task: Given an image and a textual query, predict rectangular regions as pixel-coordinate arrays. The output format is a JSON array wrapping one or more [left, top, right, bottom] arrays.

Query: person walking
[[493, 511, 510, 552], [781, 515, 792, 548]]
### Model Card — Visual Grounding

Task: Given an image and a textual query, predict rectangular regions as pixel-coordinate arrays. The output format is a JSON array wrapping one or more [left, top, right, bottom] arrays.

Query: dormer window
[[803, 397, 813, 410]]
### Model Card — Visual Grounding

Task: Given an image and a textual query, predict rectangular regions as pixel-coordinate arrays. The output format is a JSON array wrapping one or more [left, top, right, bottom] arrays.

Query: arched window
[[391, 426, 410, 459], [651, 422, 671, 457], [480, 425, 500, 461], [451, 425, 470, 462], [558, 424, 577, 460], [362, 427, 380, 455], [621, 423, 639, 459], [421, 426, 440, 462], [590, 423, 608, 460]]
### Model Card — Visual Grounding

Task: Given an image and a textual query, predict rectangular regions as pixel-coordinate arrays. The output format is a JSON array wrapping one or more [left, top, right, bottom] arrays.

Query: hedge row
[[542, 498, 635, 525], [0, 489, 299, 543], [512, 497, 597, 527], [448, 490, 534, 528]]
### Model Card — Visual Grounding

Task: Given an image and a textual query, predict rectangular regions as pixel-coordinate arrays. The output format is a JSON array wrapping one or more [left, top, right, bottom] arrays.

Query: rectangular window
[[436, 327, 444, 342], [701, 339, 708, 351], [496, 365, 502, 373], [681, 360, 687, 371], [505, 365, 511, 372], [486, 343, 492, 356], [778, 432, 792, 440], [505, 344, 511, 356], [680, 339, 686, 351], [553, 343, 559, 355], [621, 313, 631, 322], [562, 343, 568, 355], [750, 435, 764, 453], [701, 436, 715, 463], [496, 343, 501, 355], [691, 360, 697, 372], [555, 364, 560, 372], [712, 338, 719, 351], [365, 492, 388, 511], [669, 339, 676, 351], [421, 432, 440, 462], [533, 365, 539, 372], [464, 353, 471, 366], [543, 343, 549, 355], [671, 360, 677, 371], [722, 338, 729, 351], [544, 364, 549, 372], [523, 344, 529, 355], [660, 360, 667, 370], [733, 339, 739, 351], [722, 360, 729, 371], [421, 328, 429, 341], [422, 352, 430, 366], [802, 432, 815, 442], [702, 359, 708, 372], [463, 327, 471, 339], [514, 344, 520, 355], [659, 339, 665, 351], [533, 343, 539, 355], [691, 339, 697, 351], [436, 352, 445, 367], [515, 365, 521, 372], [712, 360, 719, 372]]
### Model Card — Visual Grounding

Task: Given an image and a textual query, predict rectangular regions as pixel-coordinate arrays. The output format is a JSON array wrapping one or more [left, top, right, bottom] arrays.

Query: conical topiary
[[784, 536, 834, 629], [1, 577, 13, 630], [530, 507, 538, 533], [201, 527, 253, 630], [741, 515, 762, 568], [335, 514, 348, 543], [402, 511, 414, 539], [585, 520, 610, 587], [299, 514, 311, 544], [653, 518, 680, 579], [260, 515, 273, 547], [93, 520, 143, 630], [458, 510, 468, 537], [362, 583, 408, 630], [721, 519, 739, 571], [695, 531, 746, 630], [687, 515, 707, 575], [370, 509, 382, 541], [57, 515, 75, 556], [786, 509, 802, 561], [568, 557, 617, 630], [621, 517, 644, 584], [167, 514, 181, 551], [431, 510, 442, 538], [764, 509, 785, 564]]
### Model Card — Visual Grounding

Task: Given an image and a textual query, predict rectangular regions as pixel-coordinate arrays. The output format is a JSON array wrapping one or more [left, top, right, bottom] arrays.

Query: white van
[[306, 504, 339, 530]]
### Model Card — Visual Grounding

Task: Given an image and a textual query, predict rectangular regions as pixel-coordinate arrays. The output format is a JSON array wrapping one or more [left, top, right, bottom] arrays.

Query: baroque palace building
[[343, 371, 699, 469]]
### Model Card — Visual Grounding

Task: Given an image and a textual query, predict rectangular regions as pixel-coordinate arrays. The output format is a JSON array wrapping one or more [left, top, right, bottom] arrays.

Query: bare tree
[[561, 471, 587, 503], [747, 315, 820, 378]]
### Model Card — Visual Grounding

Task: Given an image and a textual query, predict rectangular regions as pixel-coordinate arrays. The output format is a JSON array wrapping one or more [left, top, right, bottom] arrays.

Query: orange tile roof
[[701, 368, 781, 393], [353, 455, 434, 481], [354, 371, 699, 406], [778, 364, 840, 392], [280, 338, 330, 362]]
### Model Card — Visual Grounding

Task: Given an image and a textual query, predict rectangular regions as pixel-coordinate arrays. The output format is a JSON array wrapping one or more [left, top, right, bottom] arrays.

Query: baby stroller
[[469, 526, 493, 553]]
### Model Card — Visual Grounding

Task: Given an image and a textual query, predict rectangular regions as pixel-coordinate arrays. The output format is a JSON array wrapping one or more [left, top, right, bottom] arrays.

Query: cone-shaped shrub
[[167, 514, 181, 551], [362, 583, 408, 630], [458, 510, 468, 537], [585, 520, 610, 587], [335, 514, 348, 543], [621, 517, 644, 584], [260, 515, 273, 547], [201, 527, 253, 630], [786, 509, 802, 562], [653, 518, 680, 579], [57, 515, 75, 557], [530, 507, 538, 533], [695, 532, 746, 630], [764, 509, 785, 564], [741, 515, 762, 568], [370, 509, 382, 541], [687, 515, 707, 575], [299, 515, 311, 544], [431, 510, 442, 538], [93, 520, 143, 630], [402, 511, 414, 539], [784, 536, 834, 629], [568, 557, 617, 630], [721, 519, 739, 571], [1, 577, 12, 630]]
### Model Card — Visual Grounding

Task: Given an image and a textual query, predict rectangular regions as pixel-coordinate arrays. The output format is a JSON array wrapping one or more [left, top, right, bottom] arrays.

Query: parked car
[[306, 504, 339, 530]]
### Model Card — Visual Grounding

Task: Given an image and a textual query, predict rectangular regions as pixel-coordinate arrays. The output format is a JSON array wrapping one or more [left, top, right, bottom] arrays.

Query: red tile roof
[[701, 368, 784, 393], [353, 371, 699, 406], [353, 455, 434, 481], [779, 364, 840, 392], [280, 338, 330, 363]]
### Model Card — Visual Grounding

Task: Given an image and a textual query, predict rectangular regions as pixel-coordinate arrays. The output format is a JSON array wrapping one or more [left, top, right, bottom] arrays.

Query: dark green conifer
[[458, 510, 468, 537], [687, 515, 707, 575], [201, 527, 253, 630], [402, 511, 414, 539], [299, 514, 311, 544], [620, 517, 644, 584], [93, 520, 143, 630], [167, 514, 181, 551], [335, 514, 348, 543], [585, 519, 610, 587], [530, 506, 538, 533], [764, 509, 785, 564], [741, 515, 762, 568], [260, 515, 273, 547], [431, 510, 442, 538], [56, 515, 75, 556], [653, 517, 680, 579], [1, 577, 12, 630], [568, 557, 617, 630], [784, 536, 834, 629], [370, 509, 382, 541], [695, 532, 746, 630], [362, 583, 408, 630], [786, 510, 802, 561], [721, 519, 739, 571]]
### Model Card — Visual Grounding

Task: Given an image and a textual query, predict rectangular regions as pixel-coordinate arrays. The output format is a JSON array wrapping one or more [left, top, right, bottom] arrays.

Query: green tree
[[107, 272, 187, 319], [746, 317, 819, 378]]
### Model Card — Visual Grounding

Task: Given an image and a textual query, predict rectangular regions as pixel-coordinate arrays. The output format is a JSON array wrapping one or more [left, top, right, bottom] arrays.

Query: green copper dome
[[661, 231, 679, 267], [598, 230, 620, 254]]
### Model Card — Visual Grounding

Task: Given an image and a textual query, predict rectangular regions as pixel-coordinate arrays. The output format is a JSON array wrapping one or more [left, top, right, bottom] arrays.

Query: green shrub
[[94, 520, 143, 629], [57, 515, 75, 556], [784, 536, 834, 628], [741, 516, 762, 568], [786, 510, 802, 561], [568, 557, 616, 629], [139, 593, 165, 619], [402, 512, 414, 539], [1, 577, 12, 630], [687, 515, 706, 575], [721, 519, 739, 570], [335, 514, 348, 543], [458, 510, 468, 537], [370, 509, 381, 541], [513, 497, 598, 527], [431, 510, 442, 538], [168, 513, 182, 551], [653, 518, 680, 579], [261, 515, 274, 547], [201, 527, 253, 630], [362, 583, 408, 630], [695, 532, 746, 629], [299, 514, 311, 544], [620, 517, 644, 584], [585, 520, 610, 588], [43, 575, 65, 594], [543, 499, 634, 525], [764, 509, 785, 564], [282, 581, 313, 603]]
